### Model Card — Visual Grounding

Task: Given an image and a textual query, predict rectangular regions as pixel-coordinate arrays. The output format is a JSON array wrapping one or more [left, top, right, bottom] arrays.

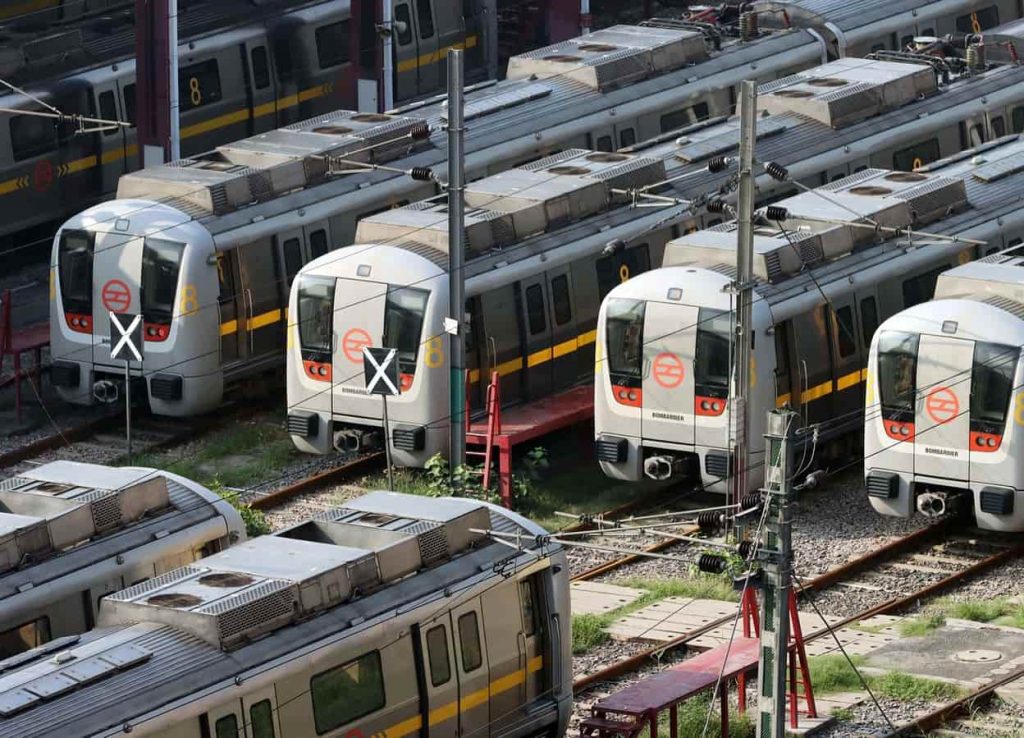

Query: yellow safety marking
[[384, 715, 423, 738], [496, 356, 525, 376], [776, 393, 791, 408], [58, 156, 98, 176], [0, 177, 24, 195], [101, 144, 139, 165], [469, 368, 481, 384], [180, 108, 251, 139], [220, 319, 238, 337], [578, 330, 597, 346], [800, 379, 834, 403], [253, 100, 279, 118], [777, 369, 871, 407], [396, 35, 479, 73], [0, 0, 58, 20], [527, 348, 552, 368], [248, 309, 282, 330], [836, 369, 863, 392], [552, 337, 577, 359]]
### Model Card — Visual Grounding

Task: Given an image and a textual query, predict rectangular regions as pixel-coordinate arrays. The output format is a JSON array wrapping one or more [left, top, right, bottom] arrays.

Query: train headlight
[[899, 425, 909, 436], [987, 437, 996, 447], [712, 402, 721, 412], [317, 366, 327, 376], [701, 400, 710, 411], [627, 391, 637, 401]]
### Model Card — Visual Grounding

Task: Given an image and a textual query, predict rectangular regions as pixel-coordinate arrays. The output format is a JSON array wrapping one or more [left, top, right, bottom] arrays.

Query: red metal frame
[[1, 289, 50, 424]]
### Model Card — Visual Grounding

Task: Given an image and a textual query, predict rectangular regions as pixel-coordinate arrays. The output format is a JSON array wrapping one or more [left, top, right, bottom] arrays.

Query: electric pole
[[447, 48, 467, 474]]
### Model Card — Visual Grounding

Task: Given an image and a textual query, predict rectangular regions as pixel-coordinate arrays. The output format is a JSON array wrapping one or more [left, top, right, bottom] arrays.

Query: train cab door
[[242, 688, 282, 738], [518, 575, 546, 703], [451, 602, 490, 738], [641, 300, 696, 447], [547, 268, 580, 390], [217, 251, 247, 367], [393, 2, 419, 102], [914, 334, 972, 481], [243, 40, 276, 135], [479, 285, 522, 406], [237, 241, 286, 363], [331, 278, 387, 393], [304, 224, 331, 261], [90, 235, 143, 368], [269, 24, 301, 127], [829, 299, 864, 421], [411, 0, 440, 94], [205, 700, 244, 738], [276, 229, 306, 294], [417, 617, 460, 738], [520, 276, 554, 399], [587, 127, 616, 153], [92, 80, 130, 194]]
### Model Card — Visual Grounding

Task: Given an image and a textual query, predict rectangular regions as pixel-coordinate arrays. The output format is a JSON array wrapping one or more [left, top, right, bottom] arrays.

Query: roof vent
[[755, 58, 937, 128], [506, 25, 707, 90], [934, 259, 1024, 304]]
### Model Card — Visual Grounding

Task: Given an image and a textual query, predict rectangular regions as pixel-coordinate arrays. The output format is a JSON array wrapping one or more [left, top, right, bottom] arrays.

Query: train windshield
[[58, 230, 94, 314], [383, 286, 429, 370], [877, 331, 919, 416], [695, 309, 731, 397], [971, 341, 1018, 427], [605, 299, 645, 383], [297, 277, 335, 355], [141, 239, 184, 323]]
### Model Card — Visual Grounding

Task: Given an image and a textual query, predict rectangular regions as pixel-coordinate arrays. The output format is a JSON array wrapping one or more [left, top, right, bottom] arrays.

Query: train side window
[[956, 5, 998, 32], [520, 579, 538, 637], [458, 612, 483, 672], [901, 267, 946, 307], [892, 139, 939, 170], [251, 46, 270, 89], [394, 4, 413, 45], [250, 700, 275, 738], [835, 306, 856, 358], [123, 84, 137, 126], [969, 122, 985, 147], [98, 91, 118, 136], [877, 331, 918, 417], [1014, 108, 1024, 134], [179, 59, 222, 111], [316, 21, 351, 68], [309, 229, 328, 259], [214, 715, 238, 738], [620, 127, 636, 148], [971, 342, 1017, 430], [282, 238, 303, 286], [415, 0, 435, 38], [217, 253, 237, 301], [0, 616, 50, 658], [525, 284, 546, 335], [691, 101, 709, 122], [142, 239, 184, 324], [273, 37, 294, 80], [551, 275, 572, 326], [993, 116, 1006, 138], [426, 626, 452, 686], [58, 230, 94, 315], [660, 109, 687, 133], [900, 34, 913, 48], [596, 135, 613, 152], [10, 115, 56, 161], [311, 651, 385, 733], [854, 165, 868, 173], [383, 286, 429, 371], [860, 297, 879, 347]]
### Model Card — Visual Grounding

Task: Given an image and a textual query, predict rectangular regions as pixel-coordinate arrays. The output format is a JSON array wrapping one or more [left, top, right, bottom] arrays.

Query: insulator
[[697, 553, 728, 574], [765, 205, 788, 222], [764, 161, 789, 181], [410, 127, 432, 140], [697, 511, 722, 533], [966, 43, 985, 70], [740, 493, 762, 511], [707, 156, 730, 173], [736, 539, 754, 559], [739, 11, 758, 41], [707, 199, 727, 214], [410, 167, 434, 181]]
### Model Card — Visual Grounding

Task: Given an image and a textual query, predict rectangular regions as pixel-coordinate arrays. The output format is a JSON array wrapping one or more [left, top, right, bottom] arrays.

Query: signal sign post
[[109, 312, 143, 464], [363, 347, 401, 490]]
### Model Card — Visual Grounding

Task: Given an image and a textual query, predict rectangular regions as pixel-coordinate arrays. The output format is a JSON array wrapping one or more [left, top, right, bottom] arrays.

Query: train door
[[412, 0, 440, 93], [914, 334, 972, 481], [90, 235, 143, 368], [465, 297, 486, 411], [790, 305, 835, 426], [479, 285, 523, 406], [270, 23, 301, 127], [452, 602, 490, 738], [217, 251, 246, 367], [547, 268, 579, 389], [479, 580, 525, 734], [393, 2, 419, 102], [417, 617, 459, 738], [92, 80, 130, 194], [276, 229, 306, 292], [237, 240, 285, 363], [304, 224, 331, 261], [642, 301, 696, 446], [830, 299, 864, 420], [519, 575, 545, 702], [242, 688, 281, 738], [206, 700, 244, 738], [332, 278, 387, 392], [520, 276, 553, 399], [587, 127, 616, 153], [243, 40, 276, 136]]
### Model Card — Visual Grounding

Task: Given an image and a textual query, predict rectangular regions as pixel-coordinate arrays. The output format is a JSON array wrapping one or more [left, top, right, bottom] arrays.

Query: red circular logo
[[342, 328, 372, 364], [652, 352, 685, 389], [101, 279, 131, 312], [33, 160, 53, 192], [925, 386, 960, 425]]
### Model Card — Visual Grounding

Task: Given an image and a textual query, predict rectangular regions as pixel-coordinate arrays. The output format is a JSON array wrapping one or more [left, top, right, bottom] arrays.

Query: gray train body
[[594, 136, 1024, 493], [865, 253, 1024, 532], [0, 460, 244, 660], [0, 491, 570, 738], [47, 0, 1001, 416]]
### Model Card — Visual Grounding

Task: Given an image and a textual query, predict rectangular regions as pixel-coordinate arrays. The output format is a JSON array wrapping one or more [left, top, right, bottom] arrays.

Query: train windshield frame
[[383, 285, 429, 372], [970, 341, 1018, 429], [605, 298, 645, 387], [694, 308, 731, 399], [58, 229, 94, 315], [297, 276, 335, 357], [876, 330, 919, 419], [141, 239, 184, 324]]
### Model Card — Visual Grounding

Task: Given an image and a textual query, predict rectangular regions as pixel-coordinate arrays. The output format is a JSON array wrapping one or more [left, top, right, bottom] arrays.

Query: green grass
[[808, 654, 868, 694], [616, 576, 741, 605], [899, 611, 946, 637], [642, 694, 753, 738], [831, 707, 854, 722], [572, 613, 611, 653], [808, 654, 963, 703], [943, 599, 1012, 623]]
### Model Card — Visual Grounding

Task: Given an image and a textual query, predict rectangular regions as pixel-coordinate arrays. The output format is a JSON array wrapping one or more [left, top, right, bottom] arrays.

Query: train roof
[[932, 250, 1024, 309], [0, 461, 241, 602], [0, 493, 554, 737], [757, 0, 973, 31]]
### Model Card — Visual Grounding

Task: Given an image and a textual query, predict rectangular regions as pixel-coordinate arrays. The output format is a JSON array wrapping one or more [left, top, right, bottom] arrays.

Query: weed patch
[[899, 612, 946, 637], [572, 614, 611, 653], [871, 672, 962, 702]]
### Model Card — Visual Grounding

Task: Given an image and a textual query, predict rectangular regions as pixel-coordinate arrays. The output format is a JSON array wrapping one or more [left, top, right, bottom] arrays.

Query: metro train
[[50, 24, 1024, 420], [0, 491, 570, 738], [865, 252, 1024, 532], [0, 460, 244, 659], [593, 136, 1024, 493], [0, 0, 489, 252], [286, 51, 1024, 464]]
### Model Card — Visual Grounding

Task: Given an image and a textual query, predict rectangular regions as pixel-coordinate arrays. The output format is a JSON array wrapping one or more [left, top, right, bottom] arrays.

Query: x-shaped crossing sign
[[363, 347, 400, 396], [110, 312, 143, 362]]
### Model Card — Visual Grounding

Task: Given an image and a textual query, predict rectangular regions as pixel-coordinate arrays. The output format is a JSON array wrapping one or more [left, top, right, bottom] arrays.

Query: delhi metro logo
[[341, 328, 373, 364], [925, 386, 960, 425], [101, 279, 131, 313], [652, 352, 685, 389]]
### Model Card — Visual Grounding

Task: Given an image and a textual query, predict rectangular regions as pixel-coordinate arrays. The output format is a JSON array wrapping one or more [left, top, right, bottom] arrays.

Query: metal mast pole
[[168, 0, 179, 160], [382, 0, 395, 111], [447, 49, 467, 474], [733, 80, 757, 523], [757, 409, 796, 738]]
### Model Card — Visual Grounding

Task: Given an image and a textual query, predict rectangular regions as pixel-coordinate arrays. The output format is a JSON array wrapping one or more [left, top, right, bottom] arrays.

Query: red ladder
[[465, 371, 511, 506]]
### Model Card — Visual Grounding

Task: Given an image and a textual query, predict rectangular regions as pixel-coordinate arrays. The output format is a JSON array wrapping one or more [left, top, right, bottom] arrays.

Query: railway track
[[573, 521, 1024, 694]]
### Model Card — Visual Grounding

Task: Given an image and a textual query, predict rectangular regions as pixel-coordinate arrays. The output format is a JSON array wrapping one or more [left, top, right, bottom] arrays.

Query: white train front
[[865, 255, 1024, 532]]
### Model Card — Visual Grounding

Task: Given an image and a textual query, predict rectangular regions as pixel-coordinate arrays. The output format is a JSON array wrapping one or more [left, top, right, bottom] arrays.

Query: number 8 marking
[[971, 11, 982, 33], [619, 264, 630, 283], [424, 336, 444, 368], [189, 77, 202, 107], [1014, 392, 1024, 426], [179, 284, 199, 316]]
